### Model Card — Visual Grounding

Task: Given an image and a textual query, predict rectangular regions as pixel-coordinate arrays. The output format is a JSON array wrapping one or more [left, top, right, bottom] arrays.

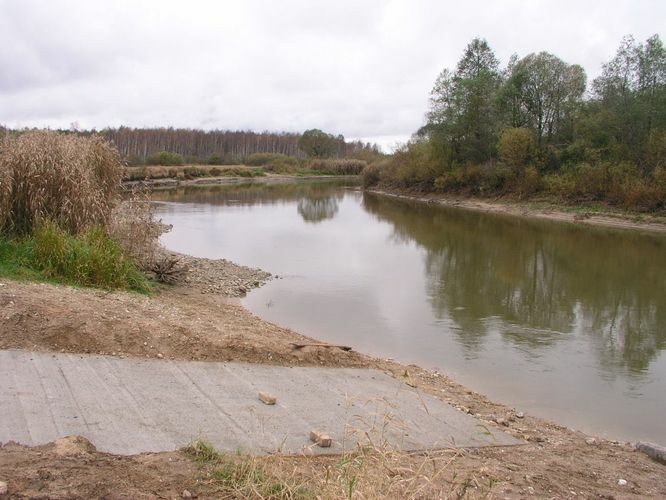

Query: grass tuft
[[182, 440, 310, 499], [0, 223, 151, 293], [183, 439, 222, 465]]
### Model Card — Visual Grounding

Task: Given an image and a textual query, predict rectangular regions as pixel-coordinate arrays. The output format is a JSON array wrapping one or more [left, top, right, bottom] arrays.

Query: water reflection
[[152, 181, 345, 224], [297, 196, 341, 223], [151, 180, 350, 208], [154, 181, 666, 442], [362, 193, 666, 375]]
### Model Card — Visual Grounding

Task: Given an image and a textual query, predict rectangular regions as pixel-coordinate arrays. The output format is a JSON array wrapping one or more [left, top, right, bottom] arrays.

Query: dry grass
[[183, 439, 492, 499], [0, 131, 123, 235], [182, 400, 496, 499]]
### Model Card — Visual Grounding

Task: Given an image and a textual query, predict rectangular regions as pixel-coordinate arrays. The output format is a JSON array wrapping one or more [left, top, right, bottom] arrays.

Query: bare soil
[[1, 255, 665, 498], [369, 189, 666, 234]]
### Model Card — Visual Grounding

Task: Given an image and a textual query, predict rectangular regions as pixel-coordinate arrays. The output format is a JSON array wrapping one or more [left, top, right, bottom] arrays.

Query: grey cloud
[[0, 0, 664, 151]]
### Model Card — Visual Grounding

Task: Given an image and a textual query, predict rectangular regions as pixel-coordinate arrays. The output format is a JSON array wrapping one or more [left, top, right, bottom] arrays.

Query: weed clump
[[145, 151, 184, 166]]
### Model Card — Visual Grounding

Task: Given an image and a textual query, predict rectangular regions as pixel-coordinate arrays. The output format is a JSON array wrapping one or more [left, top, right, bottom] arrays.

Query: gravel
[[157, 250, 272, 297]]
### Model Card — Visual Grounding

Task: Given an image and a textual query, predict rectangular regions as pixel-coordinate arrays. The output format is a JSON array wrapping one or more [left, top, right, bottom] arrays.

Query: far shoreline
[[122, 172, 361, 191], [367, 187, 666, 234]]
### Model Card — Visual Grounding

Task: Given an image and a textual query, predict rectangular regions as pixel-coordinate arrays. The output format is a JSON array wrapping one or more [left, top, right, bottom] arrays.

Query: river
[[152, 179, 666, 444]]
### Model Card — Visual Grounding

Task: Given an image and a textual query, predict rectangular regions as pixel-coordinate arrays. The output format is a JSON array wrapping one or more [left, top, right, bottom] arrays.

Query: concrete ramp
[[0, 350, 521, 455]]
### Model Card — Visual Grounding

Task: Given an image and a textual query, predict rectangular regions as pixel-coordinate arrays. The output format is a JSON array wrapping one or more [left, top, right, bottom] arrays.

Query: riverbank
[[368, 187, 666, 234], [1, 253, 665, 498], [123, 172, 361, 190]]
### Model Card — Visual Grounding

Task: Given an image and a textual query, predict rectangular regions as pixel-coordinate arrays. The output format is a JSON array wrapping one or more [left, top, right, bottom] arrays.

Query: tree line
[[0, 126, 379, 165], [367, 34, 666, 211]]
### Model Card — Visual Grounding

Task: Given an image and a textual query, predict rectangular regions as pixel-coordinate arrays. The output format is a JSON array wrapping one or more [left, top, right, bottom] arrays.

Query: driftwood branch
[[290, 342, 352, 352]]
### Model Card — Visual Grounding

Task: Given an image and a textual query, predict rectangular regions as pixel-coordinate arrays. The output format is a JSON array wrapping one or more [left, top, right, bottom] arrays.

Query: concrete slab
[[0, 350, 521, 455]]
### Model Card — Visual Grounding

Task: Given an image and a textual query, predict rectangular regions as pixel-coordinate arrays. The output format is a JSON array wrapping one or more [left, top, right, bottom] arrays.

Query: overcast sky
[[1, 0, 664, 150]]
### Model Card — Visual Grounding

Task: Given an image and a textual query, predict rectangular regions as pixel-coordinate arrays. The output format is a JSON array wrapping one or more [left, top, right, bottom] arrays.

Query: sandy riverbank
[[124, 173, 360, 191], [368, 188, 666, 234], [1, 250, 665, 498]]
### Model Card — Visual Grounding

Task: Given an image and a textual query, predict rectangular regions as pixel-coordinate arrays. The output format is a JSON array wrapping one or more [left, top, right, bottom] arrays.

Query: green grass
[[0, 223, 152, 293]]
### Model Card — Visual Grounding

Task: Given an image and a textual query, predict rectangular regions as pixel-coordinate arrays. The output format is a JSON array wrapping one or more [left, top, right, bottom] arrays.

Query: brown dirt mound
[[0, 279, 367, 368]]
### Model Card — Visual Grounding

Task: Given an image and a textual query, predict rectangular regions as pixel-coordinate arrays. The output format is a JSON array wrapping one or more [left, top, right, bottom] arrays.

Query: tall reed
[[0, 131, 123, 235]]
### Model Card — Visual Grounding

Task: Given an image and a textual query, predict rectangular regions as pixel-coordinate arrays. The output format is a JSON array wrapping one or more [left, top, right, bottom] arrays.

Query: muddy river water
[[153, 180, 666, 444]]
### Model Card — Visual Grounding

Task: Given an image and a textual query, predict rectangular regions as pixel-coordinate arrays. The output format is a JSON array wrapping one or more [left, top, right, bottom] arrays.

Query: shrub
[[183, 166, 206, 178], [306, 159, 367, 175], [361, 162, 383, 188], [263, 158, 301, 174], [126, 155, 144, 167], [513, 165, 541, 198], [110, 190, 169, 265], [244, 153, 296, 166], [498, 128, 535, 173], [207, 155, 225, 165], [646, 129, 666, 171], [383, 140, 442, 188], [146, 151, 184, 166], [0, 131, 123, 235], [433, 165, 483, 193], [147, 166, 170, 179], [123, 167, 147, 181]]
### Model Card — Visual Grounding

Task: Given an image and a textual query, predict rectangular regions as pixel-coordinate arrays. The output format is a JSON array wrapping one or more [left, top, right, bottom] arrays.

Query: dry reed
[[0, 141, 11, 229], [0, 131, 123, 235]]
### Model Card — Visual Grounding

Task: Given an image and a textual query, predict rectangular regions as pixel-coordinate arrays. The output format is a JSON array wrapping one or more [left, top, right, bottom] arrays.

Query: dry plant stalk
[[0, 131, 123, 234], [109, 187, 171, 270], [0, 145, 11, 229]]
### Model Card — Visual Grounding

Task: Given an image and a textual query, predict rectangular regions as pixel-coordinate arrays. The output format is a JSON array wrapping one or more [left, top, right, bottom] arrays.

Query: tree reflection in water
[[362, 193, 666, 375], [297, 196, 341, 223]]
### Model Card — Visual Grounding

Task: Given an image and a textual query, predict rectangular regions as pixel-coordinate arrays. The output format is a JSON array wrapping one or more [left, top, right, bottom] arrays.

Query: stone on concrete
[[309, 430, 332, 447], [258, 391, 276, 405]]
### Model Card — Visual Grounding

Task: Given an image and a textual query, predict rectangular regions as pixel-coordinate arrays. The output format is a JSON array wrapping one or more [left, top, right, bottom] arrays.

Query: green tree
[[590, 34, 666, 169], [298, 129, 339, 158], [426, 38, 502, 166], [503, 52, 586, 151]]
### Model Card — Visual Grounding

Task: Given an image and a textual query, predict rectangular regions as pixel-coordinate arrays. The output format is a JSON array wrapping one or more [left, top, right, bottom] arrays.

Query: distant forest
[[0, 126, 380, 165], [365, 34, 666, 211]]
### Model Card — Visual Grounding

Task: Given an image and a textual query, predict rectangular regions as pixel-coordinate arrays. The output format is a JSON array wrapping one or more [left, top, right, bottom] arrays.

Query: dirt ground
[[1, 256, 665, 498]]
